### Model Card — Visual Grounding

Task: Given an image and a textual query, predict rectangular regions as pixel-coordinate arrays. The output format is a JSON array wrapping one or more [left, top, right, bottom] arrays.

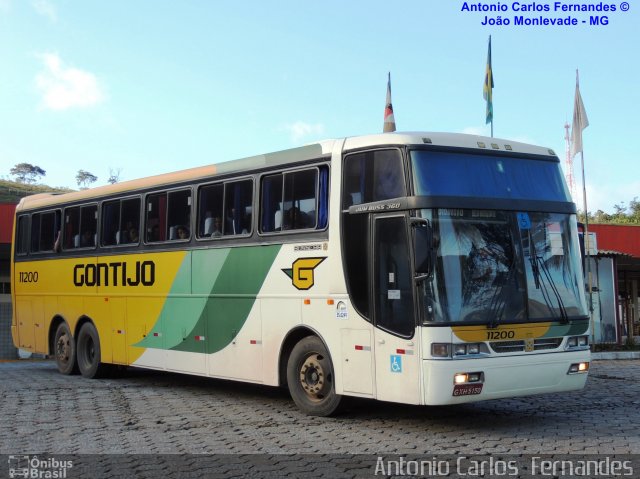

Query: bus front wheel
[[76, 322, 108, 379], [54, 322, 78, 375], [286, 336, 343, 416]]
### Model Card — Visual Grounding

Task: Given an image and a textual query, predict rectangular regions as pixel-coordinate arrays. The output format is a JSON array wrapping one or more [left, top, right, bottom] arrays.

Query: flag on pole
[[571, 69, 589, 158], [383, 72, 396, 133], [483, 35, 494, 129]]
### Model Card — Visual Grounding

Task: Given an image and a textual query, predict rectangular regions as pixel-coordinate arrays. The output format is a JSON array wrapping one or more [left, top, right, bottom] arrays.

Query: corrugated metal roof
[[596, 250, 631, 257], [590, 224, 640, 258]]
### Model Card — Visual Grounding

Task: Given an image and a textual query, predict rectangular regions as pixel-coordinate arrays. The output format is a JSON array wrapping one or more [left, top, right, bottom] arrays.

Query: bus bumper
[[423, 350, 590, 405]]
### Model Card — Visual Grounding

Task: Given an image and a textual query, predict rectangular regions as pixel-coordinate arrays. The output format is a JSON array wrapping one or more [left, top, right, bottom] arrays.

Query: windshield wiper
[[528, 231, 569, 324], [536, 256, 569, 323]]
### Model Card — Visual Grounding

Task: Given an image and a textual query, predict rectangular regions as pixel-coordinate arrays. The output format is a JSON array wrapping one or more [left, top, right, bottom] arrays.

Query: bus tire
[[54, 322, 78, 375], [286, 335, 343, 416], [76, 322, 108, 379]]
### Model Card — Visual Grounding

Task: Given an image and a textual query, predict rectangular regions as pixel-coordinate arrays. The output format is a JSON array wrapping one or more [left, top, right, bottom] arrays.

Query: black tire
[[53, 322, 78, 375], [76, 322, 108, 379], [286, 335, 343, 416]]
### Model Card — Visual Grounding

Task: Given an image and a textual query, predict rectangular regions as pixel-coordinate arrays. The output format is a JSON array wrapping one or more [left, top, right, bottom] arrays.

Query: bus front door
[[372, 214, 421, 405]]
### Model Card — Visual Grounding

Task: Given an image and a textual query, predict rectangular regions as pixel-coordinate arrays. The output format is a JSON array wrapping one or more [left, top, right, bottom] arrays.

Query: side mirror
[[411, 218, 434, 281]]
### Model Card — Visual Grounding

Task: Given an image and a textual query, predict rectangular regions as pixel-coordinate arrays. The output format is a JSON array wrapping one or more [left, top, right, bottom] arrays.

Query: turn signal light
[[431, 343, 451, 358]]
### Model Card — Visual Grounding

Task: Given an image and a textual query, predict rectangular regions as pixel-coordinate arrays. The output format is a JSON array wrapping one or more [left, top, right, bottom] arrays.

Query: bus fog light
[[454, 372, 484, 384], [568, 362, 589, 374], [432, 343, 450, 358], [454, 344, 467, 356], [467, 372, 483, 382], [454, 373, 468, 384]]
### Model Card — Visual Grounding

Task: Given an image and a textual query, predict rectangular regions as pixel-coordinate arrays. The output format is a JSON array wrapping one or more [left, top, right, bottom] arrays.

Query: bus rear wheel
[[54, 322, 78, 375], [76, 322, 108, 379], [286, 336, 343, 416]]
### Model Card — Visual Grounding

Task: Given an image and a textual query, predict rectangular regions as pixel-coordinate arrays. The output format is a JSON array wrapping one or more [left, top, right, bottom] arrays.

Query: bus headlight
[[453, 343, 482, 356], [431, 343, 451, 358], [467, 344, 480, 355], [566, 336, 589, 350], [454, 344, 467, 356], [434, 343, 488, 358]]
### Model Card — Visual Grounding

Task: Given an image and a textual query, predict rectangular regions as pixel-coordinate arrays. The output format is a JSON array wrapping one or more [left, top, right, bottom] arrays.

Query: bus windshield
[[419, 209, 588, 324], [411, 150, 571, 201]]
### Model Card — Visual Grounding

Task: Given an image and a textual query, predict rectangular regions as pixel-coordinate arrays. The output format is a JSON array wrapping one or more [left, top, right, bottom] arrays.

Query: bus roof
[[16, 131, 556, 212], [342, 131, 556, 157]]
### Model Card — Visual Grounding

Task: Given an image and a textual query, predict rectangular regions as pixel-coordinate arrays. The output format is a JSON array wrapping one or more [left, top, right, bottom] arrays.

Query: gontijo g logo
[[282, 257, 326, 290]]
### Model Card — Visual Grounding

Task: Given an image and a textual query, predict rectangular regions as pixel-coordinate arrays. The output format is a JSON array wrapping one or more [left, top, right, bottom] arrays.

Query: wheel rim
[[80, 334, 95, 366], [298, 353, 331, 402], [56, 332, 71, 365]]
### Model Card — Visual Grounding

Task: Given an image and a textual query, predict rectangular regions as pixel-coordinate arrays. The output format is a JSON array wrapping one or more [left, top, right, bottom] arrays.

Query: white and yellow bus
[[11, 132, 590, 416]]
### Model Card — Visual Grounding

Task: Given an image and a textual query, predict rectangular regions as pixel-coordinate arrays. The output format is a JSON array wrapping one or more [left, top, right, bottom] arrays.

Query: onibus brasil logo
[[8, 455, 73, 478], [282, 257, 326, 290]]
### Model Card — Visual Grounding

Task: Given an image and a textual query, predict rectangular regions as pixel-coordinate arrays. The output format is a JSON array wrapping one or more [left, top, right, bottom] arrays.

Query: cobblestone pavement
[[0, 359, 638, 477]]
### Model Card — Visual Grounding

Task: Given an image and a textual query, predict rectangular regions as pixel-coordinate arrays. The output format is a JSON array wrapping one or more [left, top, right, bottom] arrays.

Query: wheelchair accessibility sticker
[[390, 355, 402, 373]]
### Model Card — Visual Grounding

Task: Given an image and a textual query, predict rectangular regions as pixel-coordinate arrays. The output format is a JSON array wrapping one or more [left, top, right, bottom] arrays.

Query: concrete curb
[[591, 351, 640, 360]]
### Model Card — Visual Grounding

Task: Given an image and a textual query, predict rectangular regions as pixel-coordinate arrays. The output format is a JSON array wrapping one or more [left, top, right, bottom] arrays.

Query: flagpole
[[572, 67, 595, 344], [581, 148, 595, 344]]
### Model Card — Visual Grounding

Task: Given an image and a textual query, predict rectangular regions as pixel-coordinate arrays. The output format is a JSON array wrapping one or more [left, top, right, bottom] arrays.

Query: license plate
[[452, 384, 483, 396]]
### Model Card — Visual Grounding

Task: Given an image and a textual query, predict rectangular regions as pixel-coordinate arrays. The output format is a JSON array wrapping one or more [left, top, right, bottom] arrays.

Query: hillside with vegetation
[[0, 179, 73, 203]]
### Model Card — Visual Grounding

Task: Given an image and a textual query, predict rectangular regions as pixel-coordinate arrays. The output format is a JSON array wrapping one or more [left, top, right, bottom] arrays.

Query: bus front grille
[[489, 338, 563, 353]]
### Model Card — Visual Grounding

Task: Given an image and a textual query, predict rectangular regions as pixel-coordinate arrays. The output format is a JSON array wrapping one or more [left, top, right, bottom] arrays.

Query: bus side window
[[342, 149, 405, 208], [167, 189, 192, 241], [283, 169, 317, 230], [81, 205, 98, 248], [146, 193, 166, 242], [197, 184, 223, 239], [146, 190, 191, 242], [30, 210, 61, 253], [260, 166, 326, 234], [260, 174, 283, 233], [101, 201, 120, 246], [64, 205, 97, 249], [121, 198, 141, 244], [224, 180, 252, 236], [63, 207, 80, 249], [16, 216, 29, 255], [102, 198, 140, 246]]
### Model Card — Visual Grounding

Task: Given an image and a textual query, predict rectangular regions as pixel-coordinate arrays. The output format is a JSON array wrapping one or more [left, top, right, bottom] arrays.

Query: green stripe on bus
[[135, 245, 280, 353], [172, 245, 281, 354], [545, 320, 589, 338]]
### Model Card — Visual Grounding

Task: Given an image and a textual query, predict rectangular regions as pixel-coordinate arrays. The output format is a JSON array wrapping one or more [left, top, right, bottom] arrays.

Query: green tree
[[76, 169, 98, 189], [9, 163, 46, 184], [580, 197, 640, 225]]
